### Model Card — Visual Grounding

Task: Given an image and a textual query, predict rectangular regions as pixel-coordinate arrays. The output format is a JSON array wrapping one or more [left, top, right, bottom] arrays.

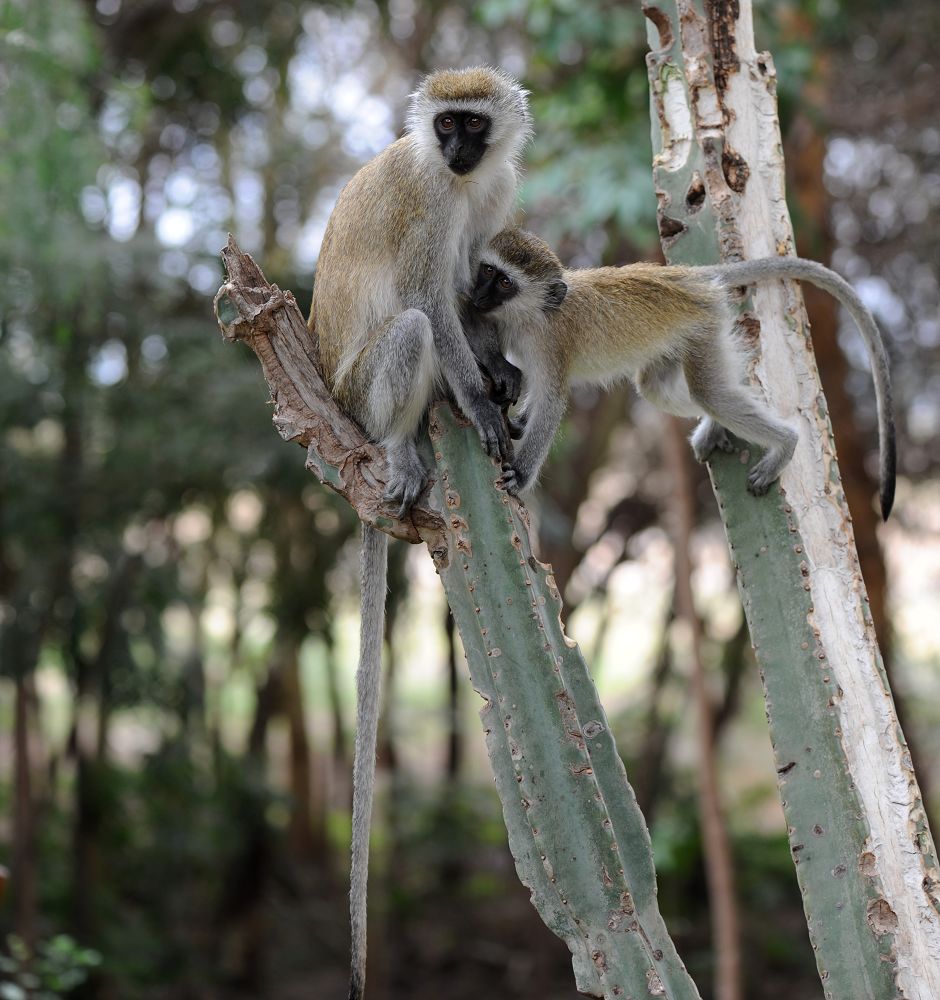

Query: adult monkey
[[466, 227, 896, 518], [309, 67, 531, 1000]]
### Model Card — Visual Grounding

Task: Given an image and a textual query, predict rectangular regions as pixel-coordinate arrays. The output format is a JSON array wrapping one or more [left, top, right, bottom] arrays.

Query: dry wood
[[212, 235, 445, 548]]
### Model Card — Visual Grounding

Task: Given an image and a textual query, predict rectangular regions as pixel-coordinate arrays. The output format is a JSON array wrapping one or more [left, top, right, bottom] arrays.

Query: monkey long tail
[[709, 257, 896, 520], [348, 523, 389, 1000]]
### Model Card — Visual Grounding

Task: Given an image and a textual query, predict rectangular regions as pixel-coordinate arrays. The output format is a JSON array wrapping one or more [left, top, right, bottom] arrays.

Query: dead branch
[[212, 236, 445, 546]]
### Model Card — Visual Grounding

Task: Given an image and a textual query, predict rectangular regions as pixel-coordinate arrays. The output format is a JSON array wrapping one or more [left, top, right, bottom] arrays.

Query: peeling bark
[[646, 4, 940, 998], [213, 237, 445, 548]]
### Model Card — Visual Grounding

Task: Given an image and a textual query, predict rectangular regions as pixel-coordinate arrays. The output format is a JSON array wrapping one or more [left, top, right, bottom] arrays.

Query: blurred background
[[1, 0, 939, 997]]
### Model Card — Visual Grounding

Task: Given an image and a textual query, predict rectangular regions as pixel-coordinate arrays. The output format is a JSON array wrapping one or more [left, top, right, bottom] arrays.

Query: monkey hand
[[498, 462, 530, 495], [485, 357, 522, 407], [468, 396, 512, 463]]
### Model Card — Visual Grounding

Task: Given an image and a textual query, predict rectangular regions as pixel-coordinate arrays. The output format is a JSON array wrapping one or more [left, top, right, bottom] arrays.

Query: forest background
[[1, 0, 939, 997]]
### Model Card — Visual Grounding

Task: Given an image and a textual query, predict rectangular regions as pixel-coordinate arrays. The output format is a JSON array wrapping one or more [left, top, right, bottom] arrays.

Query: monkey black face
[[470, 261, 518, 312], [434, 111, 491, 175]]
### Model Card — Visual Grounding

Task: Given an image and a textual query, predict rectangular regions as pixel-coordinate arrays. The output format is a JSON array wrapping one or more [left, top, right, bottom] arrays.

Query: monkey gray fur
[[466, 228, 896, 520], [308, 68, 532, 1000]]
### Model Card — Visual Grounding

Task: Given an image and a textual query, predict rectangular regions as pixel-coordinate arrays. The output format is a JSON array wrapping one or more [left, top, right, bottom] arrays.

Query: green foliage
[[0, 934, 101, 999], [476, 0, 659, 256]]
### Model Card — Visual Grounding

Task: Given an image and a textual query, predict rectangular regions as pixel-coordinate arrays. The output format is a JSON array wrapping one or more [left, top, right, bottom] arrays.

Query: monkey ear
[[546, 280, 568, 308]]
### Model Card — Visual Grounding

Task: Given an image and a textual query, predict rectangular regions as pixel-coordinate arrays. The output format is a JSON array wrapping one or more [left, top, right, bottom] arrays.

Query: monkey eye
[[498, 275, 513, 289], [466, 115, 485, 132], [437, 115, 456, 131], [483, 264, 495, 276]]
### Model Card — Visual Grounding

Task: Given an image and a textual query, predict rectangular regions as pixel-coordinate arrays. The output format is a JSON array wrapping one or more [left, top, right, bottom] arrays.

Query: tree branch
[[212, 236, 445, 547]]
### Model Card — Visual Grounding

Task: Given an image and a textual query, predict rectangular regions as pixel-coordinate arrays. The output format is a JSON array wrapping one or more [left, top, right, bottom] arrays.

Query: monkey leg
[[682, 343, 799, 496], [636, 359, 704, 419], [345, 309, 440, 516], [689, 418, 735, 462], [637, 361, 734, 462], [501, 391, 568, 494]]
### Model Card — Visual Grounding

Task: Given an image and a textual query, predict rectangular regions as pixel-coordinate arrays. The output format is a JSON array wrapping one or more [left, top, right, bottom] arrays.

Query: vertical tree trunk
[[283, 635, 318, 857], [425, 406, 702, 1000], [784, 98, 932, 813], [12, 673, 37, 950], [785, 109, 890, 654], [645, 4, 940, 997]]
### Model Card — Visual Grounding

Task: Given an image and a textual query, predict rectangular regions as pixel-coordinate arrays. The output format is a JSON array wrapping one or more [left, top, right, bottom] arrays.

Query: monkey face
[[434, 111, 491, 175], [470, 261, 518, 312]]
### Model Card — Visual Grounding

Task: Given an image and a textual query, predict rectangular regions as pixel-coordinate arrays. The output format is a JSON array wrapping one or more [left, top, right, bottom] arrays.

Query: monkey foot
[[690, 420, 734, 462], [746, 460, 781, 496], [384, 473, 428, 519]]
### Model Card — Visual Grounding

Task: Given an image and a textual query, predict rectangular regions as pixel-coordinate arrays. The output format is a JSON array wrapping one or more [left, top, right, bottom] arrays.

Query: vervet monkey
[[466, 228, 896, 519], [308, 68, 531, 1000]]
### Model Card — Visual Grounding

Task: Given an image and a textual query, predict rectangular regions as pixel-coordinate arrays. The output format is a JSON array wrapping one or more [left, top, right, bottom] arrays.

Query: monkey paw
[[690, 420, 734, 462], [746, 458, 781, 497], [498, 463, 528, 496], [488, 359, 522, 407], [384, 472, 427, 519], [472, 399, 512, 462]]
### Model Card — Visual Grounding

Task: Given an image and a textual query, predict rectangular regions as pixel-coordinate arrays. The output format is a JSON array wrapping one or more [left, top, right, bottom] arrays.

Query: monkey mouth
[[448, 160, 476, 175], [445, 146, 485, 175]]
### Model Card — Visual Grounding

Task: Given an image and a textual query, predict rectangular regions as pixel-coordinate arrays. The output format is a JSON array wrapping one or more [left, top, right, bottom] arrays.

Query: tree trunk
[[645, 4, 940, 997], [12, 673, 37, 950], [283, 635, 318, 857]]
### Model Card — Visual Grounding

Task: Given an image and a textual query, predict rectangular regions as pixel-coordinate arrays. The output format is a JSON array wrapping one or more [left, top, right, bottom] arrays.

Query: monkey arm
[[460, 302, 521, 406], [416, 294, 512, 463], [501, 368, 568, 493]]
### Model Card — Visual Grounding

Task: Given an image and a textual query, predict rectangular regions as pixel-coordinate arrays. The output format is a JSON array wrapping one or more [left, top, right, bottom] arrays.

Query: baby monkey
[[466, 228, 896, 519]]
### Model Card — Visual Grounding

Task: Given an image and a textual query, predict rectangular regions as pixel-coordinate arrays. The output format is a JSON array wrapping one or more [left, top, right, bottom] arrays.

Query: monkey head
[[472, 227, 568, 318], [406, 67, 532, 178]]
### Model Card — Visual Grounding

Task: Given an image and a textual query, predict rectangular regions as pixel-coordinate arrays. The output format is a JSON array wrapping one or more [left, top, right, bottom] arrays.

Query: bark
[[645, 3, 940, 997], [712, 616, 750, 738], [784, 102, 932, 814], [784, 108, 890, 655], [213, 240, 444, 547]]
